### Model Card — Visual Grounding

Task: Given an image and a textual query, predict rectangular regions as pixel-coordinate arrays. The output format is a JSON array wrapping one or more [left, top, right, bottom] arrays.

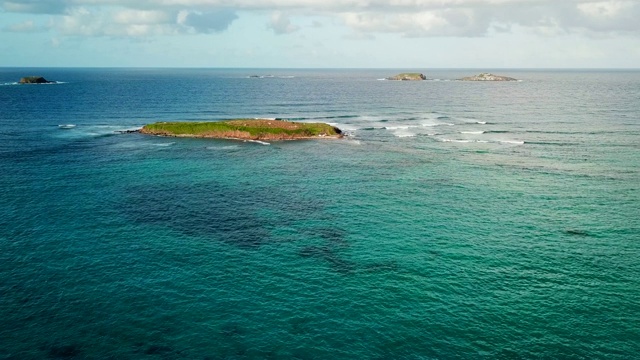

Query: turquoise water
[[1, 68, 639, 359]]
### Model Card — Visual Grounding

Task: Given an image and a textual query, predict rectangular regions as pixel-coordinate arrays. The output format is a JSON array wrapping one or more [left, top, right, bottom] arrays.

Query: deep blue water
[[1, 68, 639, 359]]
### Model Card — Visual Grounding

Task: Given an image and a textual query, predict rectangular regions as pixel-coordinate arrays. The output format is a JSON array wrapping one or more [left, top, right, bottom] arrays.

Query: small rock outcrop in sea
[[459, 73, 517, 81], [117, 129, 141, 134], [19, 76, 54, 84], [386, 73, 427, 81]]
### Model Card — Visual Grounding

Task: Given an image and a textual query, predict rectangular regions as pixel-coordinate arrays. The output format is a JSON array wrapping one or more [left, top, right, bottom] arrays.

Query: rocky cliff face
[[386, 73, 427, 81], [459, 73, 517, 81], [19, 76, 54, 84]]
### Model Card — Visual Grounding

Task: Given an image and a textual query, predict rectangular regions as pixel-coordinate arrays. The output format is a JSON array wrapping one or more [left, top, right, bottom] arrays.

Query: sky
[[1, 0, 639, 68]]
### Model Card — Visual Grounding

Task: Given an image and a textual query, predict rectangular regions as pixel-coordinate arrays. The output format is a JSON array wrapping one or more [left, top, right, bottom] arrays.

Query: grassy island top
[[140, 119, 343, 141], [386, 73, 427, 81]]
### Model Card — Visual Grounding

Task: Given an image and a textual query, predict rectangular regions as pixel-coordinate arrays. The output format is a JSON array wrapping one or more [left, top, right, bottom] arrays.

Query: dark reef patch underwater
[[122, 179, 333, 249], [45, 344, 81, 359], [0, 68, 639, 358]]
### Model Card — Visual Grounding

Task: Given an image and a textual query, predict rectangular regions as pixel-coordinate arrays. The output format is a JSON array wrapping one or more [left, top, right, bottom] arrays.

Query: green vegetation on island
[[140, 119, 343, 141], [386, 73, 427, 81]]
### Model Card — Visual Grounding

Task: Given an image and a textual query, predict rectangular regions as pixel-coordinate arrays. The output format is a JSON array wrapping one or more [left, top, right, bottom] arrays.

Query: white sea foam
[[500, 140, 525, 145], [439, 138, 492, 144], [246, 140, 270, 145], [417, 122, 454, 128], [152, 142, 174, 147], [394, 131, 416, 137], [2, 81, 66, 86], [439, 137, 524, 145], [460, 131, 485, 134], [476, 121, 487, 125], [206, 145, 240, 150], [249, 75, 294, 79], [334, 113, 454, 136], [384, 126, 411, 130], [441, 139, 473, 143], [58, 124, 144, 138]]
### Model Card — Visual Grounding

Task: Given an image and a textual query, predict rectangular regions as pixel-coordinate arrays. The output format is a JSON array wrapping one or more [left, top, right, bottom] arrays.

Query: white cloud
[[2, 0, 639, 39], [3, 19, 42, 32], [113, 9, 174, 25], [268, 11, 299, 34], [56, 7, 181, 37], [2, 1, 67, 14], [577, 1, 631, 18], [178, 9, 238, 33], [343, 31, 376, 40], [343, 8, 490, 37], [570, 1, 640, 34]]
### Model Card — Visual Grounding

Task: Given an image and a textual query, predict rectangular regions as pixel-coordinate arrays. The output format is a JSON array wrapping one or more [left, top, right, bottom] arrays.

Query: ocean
[[0, 68, 638, 359]]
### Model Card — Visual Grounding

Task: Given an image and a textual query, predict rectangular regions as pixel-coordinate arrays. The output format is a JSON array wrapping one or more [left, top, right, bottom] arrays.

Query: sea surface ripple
[[0, 68, 639, 359]]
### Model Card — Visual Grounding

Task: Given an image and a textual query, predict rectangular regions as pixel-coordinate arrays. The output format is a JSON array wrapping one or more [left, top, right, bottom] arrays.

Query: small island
[[459, 73, 517, 81], [19, 76, 55, 84], [386, 73, 427, 81], [140, 119, 343, 141]]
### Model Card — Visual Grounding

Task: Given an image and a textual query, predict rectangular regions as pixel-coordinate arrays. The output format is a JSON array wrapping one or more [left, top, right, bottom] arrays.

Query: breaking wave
[[500, 140, 525, 145], [246, 140, 270, 146]]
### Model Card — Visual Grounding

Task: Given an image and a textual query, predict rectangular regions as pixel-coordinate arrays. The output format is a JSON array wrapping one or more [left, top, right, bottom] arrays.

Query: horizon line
[[2, 66, 640, 70]]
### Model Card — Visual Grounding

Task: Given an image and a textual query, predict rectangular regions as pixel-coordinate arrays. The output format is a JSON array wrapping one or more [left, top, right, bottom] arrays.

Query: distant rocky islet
[[19, 76, 55, 84], [17, 72, 518, 86], [459, 73, 518, 81], [385, 72, 518, 81], [386, 73, 427, 81], [16, 72, 518, 86]]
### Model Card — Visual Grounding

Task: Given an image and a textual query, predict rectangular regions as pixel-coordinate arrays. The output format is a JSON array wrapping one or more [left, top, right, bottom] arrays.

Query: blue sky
[[1, 0, 639, 68]]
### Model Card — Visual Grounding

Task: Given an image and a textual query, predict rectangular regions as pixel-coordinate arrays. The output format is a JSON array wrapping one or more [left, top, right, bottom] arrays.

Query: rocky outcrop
[[386, 73, 427, 81], [19, 76, 54, 84], [459, 73, 517, 81]]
